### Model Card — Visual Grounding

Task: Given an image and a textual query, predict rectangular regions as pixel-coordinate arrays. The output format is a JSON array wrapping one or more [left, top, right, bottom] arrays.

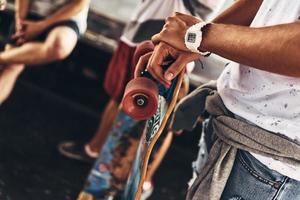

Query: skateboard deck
[[77, 111, 142, 200], [78, 41, 159, 200], [122, 69, 185, 200]]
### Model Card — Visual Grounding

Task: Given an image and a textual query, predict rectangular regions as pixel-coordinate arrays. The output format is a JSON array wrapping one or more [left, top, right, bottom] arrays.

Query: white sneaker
[[140, 181, 154, 200]]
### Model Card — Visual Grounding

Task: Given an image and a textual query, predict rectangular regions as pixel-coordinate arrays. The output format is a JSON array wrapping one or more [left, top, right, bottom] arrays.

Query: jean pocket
[[237, 150, 283, 187]]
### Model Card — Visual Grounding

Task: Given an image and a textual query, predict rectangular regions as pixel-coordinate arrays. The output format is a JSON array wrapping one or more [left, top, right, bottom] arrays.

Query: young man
[[58, 0, 193, 162], [0, 0, 89, 104], [136, 0, 300, 199]]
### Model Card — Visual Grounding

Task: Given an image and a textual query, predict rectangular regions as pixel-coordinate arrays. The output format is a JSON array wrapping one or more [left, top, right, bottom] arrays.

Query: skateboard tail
[[78, 111, 139, 199]]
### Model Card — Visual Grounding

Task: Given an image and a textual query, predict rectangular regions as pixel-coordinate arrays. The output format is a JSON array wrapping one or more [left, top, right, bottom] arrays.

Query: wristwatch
[[184, 22, 211, 56]]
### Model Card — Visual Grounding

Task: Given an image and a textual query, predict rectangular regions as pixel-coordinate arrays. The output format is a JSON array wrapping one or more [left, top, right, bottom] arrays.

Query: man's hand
[[135, 42, 200, 87], [12, 17, 26, 45], [12, 20, 48, 43], [152, 12, 203, 52], [0, 0, 6, 10], [21, 20, 49, 41]]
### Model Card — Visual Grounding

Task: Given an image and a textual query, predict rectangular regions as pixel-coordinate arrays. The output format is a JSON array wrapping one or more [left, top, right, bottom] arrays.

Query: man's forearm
[[212, 0, 263, 26], [43, 0, 89, 27], [15, 0, 30, 19], [201, 22, 300, 77]]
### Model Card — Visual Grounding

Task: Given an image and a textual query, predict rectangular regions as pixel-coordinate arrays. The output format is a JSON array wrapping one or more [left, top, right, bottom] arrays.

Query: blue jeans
[[221, 150, 300, 200]]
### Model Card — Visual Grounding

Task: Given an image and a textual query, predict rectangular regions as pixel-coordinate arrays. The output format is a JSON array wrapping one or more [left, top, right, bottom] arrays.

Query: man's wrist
[[197, 23, 213, 53], [184, 22, 211, 56], [39, 19, 52, 29]]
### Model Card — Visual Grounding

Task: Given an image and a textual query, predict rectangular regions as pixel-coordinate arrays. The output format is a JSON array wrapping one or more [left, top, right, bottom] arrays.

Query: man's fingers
[[11, 31, 25, 39], [174, 12, 202, 26], [163, 56, 186, 81], [147, 62, 171, 88], [21, 20, 30, 25], [164, 53, 201, 81], [147, 45, 171, 87], [148, 52, 171, 87], [151, 33, 161, 45], [16, 38, 26, 46], [134, 52, 152, 78]]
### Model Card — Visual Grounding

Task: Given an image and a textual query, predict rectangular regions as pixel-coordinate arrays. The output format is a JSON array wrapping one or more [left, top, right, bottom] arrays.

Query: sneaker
[[140, 181, 154, 200], [58, 141, 98, 163]]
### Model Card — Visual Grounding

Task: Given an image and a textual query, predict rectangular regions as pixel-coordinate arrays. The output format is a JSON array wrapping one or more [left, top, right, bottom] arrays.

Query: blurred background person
[[0, 0, 89, 105]]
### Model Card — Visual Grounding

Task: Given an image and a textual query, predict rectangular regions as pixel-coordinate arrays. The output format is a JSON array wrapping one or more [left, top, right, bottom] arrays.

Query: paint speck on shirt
[[293, 113, 300, 118], [271, 120, 281, 126], [289, 89, 298, 96]]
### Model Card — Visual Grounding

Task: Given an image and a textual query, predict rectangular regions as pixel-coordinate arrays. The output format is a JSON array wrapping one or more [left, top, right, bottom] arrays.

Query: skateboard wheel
[[132, 41, 154, 67], [122, 77, 158, 120]]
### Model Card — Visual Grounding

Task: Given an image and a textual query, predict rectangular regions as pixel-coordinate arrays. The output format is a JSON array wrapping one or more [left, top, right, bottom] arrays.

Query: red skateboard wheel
[[122, 77, 158, 120], [132, 41, 154, 67]]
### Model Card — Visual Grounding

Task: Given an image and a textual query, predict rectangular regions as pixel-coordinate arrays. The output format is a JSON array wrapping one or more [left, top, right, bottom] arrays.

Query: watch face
[[187, 33, 196, 43]]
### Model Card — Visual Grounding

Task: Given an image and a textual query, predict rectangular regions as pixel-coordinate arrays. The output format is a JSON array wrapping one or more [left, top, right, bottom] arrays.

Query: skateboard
[[77, 111, 142, 200], [77, 41, 157, 200], [121, 48, 185, 200]]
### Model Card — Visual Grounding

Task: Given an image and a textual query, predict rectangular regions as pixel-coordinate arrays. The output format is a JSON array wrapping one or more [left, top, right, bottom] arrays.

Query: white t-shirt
[[30, 0, 89, 34], [217, 0, 300, 180]]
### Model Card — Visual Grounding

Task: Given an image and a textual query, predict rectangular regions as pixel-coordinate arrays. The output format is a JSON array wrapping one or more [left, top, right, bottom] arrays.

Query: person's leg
[[0, 63, 24, 105], [0, 44, 25, 105], [86, 99, 119, 154], [0, 26, 78, 65], [58, 40, 135, 162], [0, 26, 77, 104]]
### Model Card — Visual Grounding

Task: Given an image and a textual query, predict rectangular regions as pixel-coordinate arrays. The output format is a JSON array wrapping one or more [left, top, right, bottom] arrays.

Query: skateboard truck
[[133, 94, 148, 107]]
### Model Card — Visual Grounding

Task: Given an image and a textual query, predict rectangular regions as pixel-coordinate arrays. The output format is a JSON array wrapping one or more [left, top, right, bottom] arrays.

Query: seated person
[[0, 0, 89, 104]]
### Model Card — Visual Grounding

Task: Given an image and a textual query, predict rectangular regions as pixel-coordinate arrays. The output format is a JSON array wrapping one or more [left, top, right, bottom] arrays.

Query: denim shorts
[[221, 150, 300, 200]]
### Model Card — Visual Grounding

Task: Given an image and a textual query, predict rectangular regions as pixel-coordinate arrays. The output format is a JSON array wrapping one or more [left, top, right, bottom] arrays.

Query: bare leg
[[0, 63, 24, 105], [87, 99, 119, 154], [0, 26, 77, 104], [0, 44, 25, 105], [0, 26, 78, 65], [145, 131, 173, 182]]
